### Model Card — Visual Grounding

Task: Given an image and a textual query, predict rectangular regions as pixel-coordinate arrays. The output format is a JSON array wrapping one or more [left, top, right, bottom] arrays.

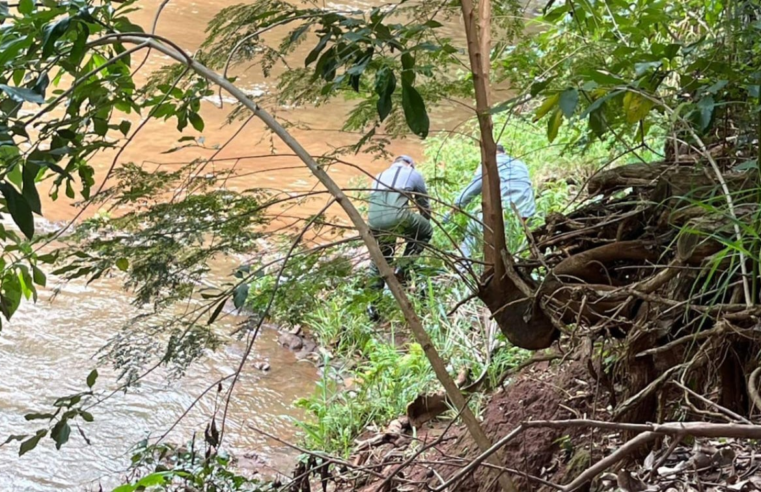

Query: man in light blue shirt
[[443, 144, 536, 261]]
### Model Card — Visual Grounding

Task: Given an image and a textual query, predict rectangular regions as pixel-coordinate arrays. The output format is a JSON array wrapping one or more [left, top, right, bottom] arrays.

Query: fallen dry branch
[[432, 418, 761, 492]]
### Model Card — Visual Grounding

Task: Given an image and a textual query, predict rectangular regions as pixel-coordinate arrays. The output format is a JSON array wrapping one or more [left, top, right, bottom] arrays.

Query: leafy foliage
[[499, 0, 761, 156], [115, 439, 270, 491]]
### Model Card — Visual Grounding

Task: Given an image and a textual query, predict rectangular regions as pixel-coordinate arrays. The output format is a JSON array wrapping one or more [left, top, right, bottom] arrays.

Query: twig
[[636, 324, 727, 358], [748, 366, 761, 414], [563, 432, 658, 492], [373, 406, 464, 492], [432, 424, 525, 492], [446, 292, 479, 317], [524, 419, 761, 438], [672, 380, 751, 424], [613, 364, 685, 419], [649, 434, 683, 481], [247, 425, 387, 480]]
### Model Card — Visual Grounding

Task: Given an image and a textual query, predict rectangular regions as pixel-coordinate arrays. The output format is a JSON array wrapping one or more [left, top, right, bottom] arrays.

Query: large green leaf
[[86, 369, 98, 389], [233, 283, 249, 309], [0, 182, 34, 239], [401, 81, 429, 138], [42, 17, 71, 58], [305, 35, 329, 66], [534, 93, 559, 121], [547, 109, 563, 143], [22, 162, 41, 215], [374, 67, 396, 121], [588, 107, 606, 138], [623, 91, 654, 123], [18, 0, 34, 15], [50, 420, 71, 450], [696, 96, 715, 130], [19, 430, 47, 456], [559, 88, 579, 118], [0, 85, 44, 104], [401, 52, 415, 86]]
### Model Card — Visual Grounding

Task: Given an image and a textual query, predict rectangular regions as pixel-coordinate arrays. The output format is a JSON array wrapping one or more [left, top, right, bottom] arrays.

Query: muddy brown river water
[[0, 0, 536, 488]]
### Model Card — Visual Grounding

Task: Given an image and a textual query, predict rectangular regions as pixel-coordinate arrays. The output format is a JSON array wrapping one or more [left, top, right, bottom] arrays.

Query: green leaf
[[24, 413, 55, 421], [588, 108, 606, 137], [622, 91, 654, 124], [189, 112, 204, 132], [42, 17, 71, 58], [79, 411, 94, 423], [530, 78, 553, 97], [50, 420, 71, 450], [18, 0, 34, 15], [534, 93, 559, 121], [32, 71, 51, 99], [374, 67, 396, 122], [17, 267, 33, 301], [19, 430, 47, 456], [115, 258, 129, 272], [3, 434, 28, 445], [118, 120, 131, 137], [22, 162, 41, 215], [736, 159, 757, 171], [0, 182, 34, 239], [705, 80, 727, 94], [86, 369, 98, 389], [547, 109, 562, 143], [31, 265, 46, 287], [634, 61, 661, 77], [6, 163, 21, 187], [401, 81, 429, 138], [587, 70, 626, 86], [0, 85, 44, 104], [305, 35, 329, 66], [288, 23, 311, 44], [112, 485, 136, 492], [696, 96, 715, 130], [579, 90, 622, 119], [0, 37, 33, 67], [233, 283, 249, 309], [208, 299, 226, 325], [401, 52, 415, 85], [113, 17, 145, 34], [558, 88, 578, 118]]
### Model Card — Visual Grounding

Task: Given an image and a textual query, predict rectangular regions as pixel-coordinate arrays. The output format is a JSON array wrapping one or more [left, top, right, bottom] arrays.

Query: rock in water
[[278, 333, 303, 351]]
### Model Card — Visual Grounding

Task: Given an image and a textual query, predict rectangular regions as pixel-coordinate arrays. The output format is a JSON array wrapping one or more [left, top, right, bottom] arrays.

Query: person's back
[[450, 147, 536, 220], [444, 144, 537, 265], [366, 156, 433, 321], [495, 153, 535, 218], [368, 158, 430, 229]]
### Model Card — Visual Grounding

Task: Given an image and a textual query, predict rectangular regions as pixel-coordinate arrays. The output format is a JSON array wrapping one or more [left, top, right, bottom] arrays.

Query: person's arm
[[411, 170, 432, 220], [453, 166, 483, 211]]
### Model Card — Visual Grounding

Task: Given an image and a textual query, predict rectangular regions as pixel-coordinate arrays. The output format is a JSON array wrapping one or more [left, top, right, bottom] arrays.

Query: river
[[0, 0, 527, 489]]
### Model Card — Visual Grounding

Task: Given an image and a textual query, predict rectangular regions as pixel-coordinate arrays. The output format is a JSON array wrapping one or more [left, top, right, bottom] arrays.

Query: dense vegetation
[[0, 0, 760, 490]]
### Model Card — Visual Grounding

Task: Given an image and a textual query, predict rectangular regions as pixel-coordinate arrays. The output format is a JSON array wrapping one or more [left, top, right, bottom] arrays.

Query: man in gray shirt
[[444, 144, 536, 261], [366, 155, 432, 320]]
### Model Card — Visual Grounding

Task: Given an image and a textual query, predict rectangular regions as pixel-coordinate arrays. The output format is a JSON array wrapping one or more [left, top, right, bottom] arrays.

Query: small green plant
[[115, 438, 269, 492]]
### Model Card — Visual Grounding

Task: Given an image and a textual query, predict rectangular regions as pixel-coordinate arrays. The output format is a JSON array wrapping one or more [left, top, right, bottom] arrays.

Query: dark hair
[[496, 144, 505, 153]]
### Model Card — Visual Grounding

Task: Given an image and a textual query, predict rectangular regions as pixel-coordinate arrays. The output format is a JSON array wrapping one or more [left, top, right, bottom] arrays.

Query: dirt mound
[[412, 361, 593, 492], [335, 360, 596, 492]]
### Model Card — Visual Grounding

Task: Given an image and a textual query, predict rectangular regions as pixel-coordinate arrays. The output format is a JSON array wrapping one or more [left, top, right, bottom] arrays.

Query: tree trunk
[[459, 0, 557, 350]]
